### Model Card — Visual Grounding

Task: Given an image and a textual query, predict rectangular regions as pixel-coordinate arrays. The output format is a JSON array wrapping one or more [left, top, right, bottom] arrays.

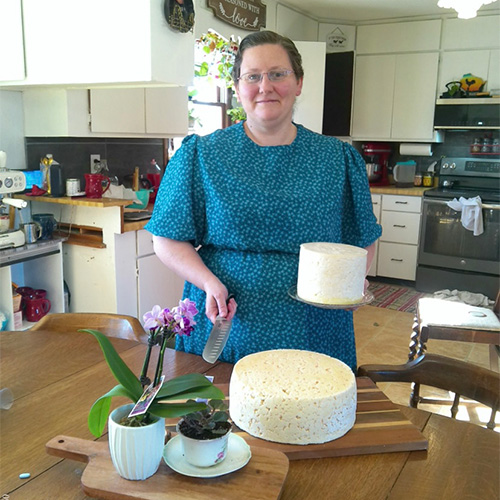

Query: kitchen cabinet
[[0, 0, 25, 82], [0, 240, 65, 330], [90, 88, 189, 136], [115, 230, 185, 320], [356, 20, 441, 54], [23, 88, 189, 138], [377, 195, 422, 281], [2, 0, 194, 88], [351, 53, 439, 141], [367, 194, 381, 277]]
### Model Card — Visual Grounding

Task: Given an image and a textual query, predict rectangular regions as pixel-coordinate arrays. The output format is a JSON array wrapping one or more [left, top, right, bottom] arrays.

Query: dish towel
[[446, 196, 484, 236]]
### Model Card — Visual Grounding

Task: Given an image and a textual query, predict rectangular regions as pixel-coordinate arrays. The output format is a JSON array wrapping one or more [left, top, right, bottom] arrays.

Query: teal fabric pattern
[[145, 122, 381, 371]]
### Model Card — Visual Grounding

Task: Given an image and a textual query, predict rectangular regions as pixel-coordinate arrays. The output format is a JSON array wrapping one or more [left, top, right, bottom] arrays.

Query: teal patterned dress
[[145, 123, 381, 372]]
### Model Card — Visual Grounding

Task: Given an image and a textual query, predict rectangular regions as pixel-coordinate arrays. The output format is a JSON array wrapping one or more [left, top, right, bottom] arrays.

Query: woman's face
[[235, 44, 303, 127]]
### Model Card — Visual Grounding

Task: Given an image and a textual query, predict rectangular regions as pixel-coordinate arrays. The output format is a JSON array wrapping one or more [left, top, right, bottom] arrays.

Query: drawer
[[137, 229, 154, 257], [381, 211, 421, 244], [371, 194, 382, 222], [382, 195, 422, 213], [377, 242, 418, 281]]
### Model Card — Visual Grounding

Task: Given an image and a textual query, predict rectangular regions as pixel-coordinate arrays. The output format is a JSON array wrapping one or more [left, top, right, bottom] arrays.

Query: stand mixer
[[0, 151, 28, 249]]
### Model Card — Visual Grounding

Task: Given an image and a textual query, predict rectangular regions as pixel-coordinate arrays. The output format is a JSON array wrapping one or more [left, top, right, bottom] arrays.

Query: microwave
[[434, 98, 500, 130]]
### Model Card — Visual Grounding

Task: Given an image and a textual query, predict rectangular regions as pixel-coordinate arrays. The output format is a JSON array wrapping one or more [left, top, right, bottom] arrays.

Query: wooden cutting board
[[46, 435, 289, 500], [168, 377, 427, 461]]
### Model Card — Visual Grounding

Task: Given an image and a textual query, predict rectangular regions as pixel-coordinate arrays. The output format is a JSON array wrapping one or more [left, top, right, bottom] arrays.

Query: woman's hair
[[232, 31, 304, 84]]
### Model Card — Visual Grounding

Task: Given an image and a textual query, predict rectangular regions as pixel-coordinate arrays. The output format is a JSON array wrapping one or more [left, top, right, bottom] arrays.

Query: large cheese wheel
[[229, 349, 357, 445]]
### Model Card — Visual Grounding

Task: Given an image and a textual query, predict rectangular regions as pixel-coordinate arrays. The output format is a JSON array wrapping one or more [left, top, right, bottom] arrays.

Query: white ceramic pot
[[108, 404, 165, 480], [176, 420, 231, 467]]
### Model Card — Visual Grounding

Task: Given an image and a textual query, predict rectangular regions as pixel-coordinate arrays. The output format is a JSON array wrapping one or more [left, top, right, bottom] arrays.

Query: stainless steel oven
[[416, 157, 500, 299]]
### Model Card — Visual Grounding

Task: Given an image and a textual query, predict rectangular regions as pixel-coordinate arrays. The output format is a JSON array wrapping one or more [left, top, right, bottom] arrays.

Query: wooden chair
[[29, 313, 148, 344], [358, 353, 500, 430]]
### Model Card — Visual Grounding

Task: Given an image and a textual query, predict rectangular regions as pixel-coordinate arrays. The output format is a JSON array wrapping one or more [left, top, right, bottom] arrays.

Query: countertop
[[369, 186, 431, 196], [15, 194, 134, 207]]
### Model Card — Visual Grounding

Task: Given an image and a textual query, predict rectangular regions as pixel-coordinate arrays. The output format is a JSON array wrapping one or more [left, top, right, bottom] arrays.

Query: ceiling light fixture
[[438, 0, 498, 19]]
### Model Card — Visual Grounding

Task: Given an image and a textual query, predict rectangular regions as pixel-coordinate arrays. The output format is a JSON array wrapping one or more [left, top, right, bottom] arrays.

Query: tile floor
[[353, 305, 499, 431]]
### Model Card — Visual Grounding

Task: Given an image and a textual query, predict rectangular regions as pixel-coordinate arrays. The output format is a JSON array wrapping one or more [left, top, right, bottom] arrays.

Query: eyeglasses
[[238, 69, 294, 84]]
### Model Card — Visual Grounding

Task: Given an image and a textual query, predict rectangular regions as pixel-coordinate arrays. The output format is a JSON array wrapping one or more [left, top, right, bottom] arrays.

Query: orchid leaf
[[148, 401, 207, 418], [156, 383, 225, 402], [80, 329, 142, 399], [88, 384, 136, 437], [156, 373, 224, 399]]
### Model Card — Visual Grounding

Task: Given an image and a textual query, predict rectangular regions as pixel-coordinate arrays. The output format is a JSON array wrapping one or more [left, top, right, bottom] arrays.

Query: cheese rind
[[297, 242, 367, 305], [229, 349, 357, 445]]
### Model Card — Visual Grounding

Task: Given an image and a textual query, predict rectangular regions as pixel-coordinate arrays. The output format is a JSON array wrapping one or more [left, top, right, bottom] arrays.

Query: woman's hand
[[205, 284, 237, 324]]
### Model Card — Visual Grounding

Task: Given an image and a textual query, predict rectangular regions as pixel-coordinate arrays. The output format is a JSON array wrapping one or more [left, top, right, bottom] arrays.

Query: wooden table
[[1, 330, 498, 500]]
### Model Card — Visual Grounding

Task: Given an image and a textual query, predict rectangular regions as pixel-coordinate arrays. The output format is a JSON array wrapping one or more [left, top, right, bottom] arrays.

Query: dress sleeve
[[145, 134, 206, 246], [341, 142, 382, 248]]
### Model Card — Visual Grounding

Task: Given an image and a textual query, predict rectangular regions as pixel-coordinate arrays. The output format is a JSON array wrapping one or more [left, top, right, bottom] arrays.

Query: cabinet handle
[[391, 258, 403, 262], [393, 224, 406, 228], [395, 201, 408, 204]]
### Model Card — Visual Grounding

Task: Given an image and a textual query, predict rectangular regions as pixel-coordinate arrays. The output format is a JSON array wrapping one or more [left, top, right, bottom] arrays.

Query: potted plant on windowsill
[[82, 299, 225, 481], [176, 398, 232, 467]]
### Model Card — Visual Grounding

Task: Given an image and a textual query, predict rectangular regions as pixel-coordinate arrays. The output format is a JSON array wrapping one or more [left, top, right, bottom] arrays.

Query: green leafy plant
[[227, 106, 246, 123], [82, 300, 224, 437], [178, 399, 231, 440]]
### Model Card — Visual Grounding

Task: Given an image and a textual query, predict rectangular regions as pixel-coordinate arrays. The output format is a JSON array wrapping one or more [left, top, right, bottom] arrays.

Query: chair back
[[358, 353, 499, 429], [29, 313, 148, 343]]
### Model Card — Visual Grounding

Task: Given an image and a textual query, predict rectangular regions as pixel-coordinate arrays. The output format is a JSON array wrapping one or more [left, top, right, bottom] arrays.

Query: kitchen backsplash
[[25, 137, 166, 188], [394, 130, 500, 173]]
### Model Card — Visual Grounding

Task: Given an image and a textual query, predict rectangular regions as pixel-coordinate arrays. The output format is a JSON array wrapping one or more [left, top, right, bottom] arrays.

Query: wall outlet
[[90, 154, 101, 173]]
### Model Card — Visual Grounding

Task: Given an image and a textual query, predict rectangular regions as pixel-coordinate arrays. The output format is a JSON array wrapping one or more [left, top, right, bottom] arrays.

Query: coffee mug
[[0, 214, 9, 232], [22, 222, 42, 244], [84, 174, 111, 199], [24, 297, 51, 322], [32, 214, 57, 240]]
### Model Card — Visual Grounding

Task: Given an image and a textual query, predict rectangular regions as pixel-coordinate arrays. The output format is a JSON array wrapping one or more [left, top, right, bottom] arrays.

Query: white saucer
[[163, 434, 251, 478], [288, 285, 374, 309]]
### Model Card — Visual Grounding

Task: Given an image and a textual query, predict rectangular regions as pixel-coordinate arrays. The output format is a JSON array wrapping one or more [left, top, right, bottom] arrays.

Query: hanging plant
[[194, 31, 240, 89]]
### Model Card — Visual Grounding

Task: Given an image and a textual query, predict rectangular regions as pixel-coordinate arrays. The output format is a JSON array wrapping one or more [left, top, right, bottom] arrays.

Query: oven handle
[[424, 199, 500, 210]]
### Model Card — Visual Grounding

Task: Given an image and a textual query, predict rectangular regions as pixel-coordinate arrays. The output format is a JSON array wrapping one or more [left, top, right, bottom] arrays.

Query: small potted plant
[[176, 398, 232, 467], [82, 299, 225, 480]]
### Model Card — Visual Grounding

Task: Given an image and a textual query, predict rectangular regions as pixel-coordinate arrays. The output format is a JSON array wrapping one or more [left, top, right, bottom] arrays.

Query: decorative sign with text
[[207, 0, 266, 31]]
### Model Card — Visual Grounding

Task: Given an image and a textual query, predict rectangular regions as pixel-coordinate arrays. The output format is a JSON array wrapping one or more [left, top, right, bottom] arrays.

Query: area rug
[[368, 281, 428, 314]]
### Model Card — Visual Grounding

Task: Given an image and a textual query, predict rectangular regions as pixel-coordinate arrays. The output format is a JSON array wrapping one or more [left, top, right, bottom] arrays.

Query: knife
[[202, 294, 235, 364]]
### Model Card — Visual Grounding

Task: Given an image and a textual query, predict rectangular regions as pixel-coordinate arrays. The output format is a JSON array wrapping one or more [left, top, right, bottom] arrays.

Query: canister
[[423, 173, 434, 187], [413, 173, 423, 187], [66, 178, 80, 196]]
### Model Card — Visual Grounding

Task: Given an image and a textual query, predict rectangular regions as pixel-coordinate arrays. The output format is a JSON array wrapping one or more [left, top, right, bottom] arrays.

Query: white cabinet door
[[293, 41, 326, 134], [137, 254, 185, 320], [392, 53, 439, 141], [145, 87, 189, 136], [0, 0, 25, 81], [380, 211, 421, 245], [351, 55, 395, 139], [90, 89, 145, 134]]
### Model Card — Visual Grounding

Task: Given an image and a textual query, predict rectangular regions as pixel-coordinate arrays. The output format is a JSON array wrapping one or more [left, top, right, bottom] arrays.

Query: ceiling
[[278, 0, 500, 23]]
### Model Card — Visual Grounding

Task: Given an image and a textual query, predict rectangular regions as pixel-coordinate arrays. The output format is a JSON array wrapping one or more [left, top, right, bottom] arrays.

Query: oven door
[[418, 197, 500, 276]]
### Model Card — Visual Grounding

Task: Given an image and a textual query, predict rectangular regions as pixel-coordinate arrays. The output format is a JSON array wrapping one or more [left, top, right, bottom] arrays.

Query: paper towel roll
[[399, 143, 433, 156]]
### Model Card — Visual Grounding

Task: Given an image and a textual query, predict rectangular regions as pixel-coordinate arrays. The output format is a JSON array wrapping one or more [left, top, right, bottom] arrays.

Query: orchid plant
[[83, 299, 224, 437]]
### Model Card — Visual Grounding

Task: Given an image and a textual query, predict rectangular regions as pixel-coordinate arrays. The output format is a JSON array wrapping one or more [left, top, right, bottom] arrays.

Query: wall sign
[[206, 0, 266, 31]]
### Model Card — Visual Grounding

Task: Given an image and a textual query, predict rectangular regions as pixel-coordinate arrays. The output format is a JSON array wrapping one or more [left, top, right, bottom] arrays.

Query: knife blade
[[202, 294, 234, 364]]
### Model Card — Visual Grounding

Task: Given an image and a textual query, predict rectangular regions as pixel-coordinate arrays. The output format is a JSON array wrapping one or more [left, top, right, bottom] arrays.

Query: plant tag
[[128, 375, 165, 418]]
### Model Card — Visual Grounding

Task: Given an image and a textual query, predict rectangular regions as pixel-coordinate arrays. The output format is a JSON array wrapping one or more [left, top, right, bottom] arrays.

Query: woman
[[145, 31, 381, 372]]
